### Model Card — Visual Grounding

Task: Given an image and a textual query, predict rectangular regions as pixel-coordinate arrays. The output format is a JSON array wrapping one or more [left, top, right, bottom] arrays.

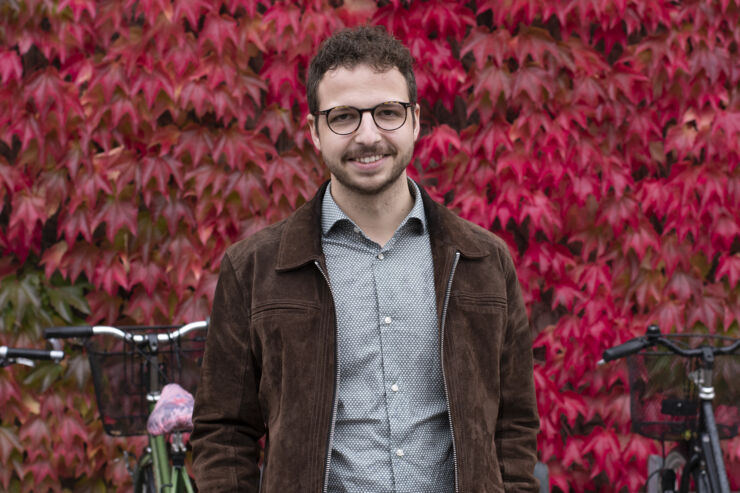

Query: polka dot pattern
[[321, 182, 455, 493]]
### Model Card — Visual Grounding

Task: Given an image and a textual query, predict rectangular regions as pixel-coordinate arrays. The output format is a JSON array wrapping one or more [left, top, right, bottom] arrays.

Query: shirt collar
[[321, 180, 427, 237]]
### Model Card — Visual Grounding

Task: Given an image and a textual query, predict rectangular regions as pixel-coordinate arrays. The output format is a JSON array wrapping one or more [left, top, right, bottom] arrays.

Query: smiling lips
[[344, 145, 395, 166], [354, 154, 385, 164]]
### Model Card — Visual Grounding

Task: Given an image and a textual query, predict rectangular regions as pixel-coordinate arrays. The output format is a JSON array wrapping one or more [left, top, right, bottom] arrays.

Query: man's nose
[[353, 111, 382, 145]]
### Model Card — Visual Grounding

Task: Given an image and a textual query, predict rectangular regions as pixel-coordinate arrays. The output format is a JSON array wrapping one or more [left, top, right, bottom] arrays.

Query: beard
[[322, 141, 415, 196]]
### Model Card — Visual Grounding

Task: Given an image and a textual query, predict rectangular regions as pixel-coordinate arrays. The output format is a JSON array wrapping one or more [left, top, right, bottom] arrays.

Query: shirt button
[[396, 449, 404, 457], [353, 227, 360, 233], [391, 384, 399, 392], [377, 253, 384, 260], [384, 316, 392, 325]]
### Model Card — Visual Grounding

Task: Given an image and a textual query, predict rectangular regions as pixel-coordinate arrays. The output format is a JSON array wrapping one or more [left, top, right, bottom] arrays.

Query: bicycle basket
[[85, 325, 206, 436], [626, 334, 740, 441]]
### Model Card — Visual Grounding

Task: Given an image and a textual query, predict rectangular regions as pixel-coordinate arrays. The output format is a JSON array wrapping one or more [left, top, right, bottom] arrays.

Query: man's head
[[306, 25, 417, 116], [306, 26, 420, 198]]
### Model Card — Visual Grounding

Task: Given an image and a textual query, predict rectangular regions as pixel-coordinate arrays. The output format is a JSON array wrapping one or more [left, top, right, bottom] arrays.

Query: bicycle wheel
[[693, 470, 712, 493], [680, 454, 716, 493], [133, 453, 157, 493]]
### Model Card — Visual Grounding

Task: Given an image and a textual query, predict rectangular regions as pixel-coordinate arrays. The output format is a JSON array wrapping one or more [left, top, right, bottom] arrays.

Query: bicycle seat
[[147, 383, 194, 436]]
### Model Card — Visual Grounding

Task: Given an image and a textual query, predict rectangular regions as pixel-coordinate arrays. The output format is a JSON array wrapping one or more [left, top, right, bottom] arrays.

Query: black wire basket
[[627, 334, 740, 442], [85, 325, 206, 436]]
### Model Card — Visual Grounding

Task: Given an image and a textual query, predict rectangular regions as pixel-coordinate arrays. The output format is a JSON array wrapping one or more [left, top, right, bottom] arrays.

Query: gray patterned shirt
[[322, 181, 454, 493]]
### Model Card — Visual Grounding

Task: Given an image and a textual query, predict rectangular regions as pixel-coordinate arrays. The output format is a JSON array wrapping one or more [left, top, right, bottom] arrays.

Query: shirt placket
[[372, 237, 410, 487]]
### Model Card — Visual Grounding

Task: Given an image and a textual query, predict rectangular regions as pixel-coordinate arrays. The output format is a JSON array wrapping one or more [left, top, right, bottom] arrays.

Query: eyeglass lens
[[327, 102, 408, 134]]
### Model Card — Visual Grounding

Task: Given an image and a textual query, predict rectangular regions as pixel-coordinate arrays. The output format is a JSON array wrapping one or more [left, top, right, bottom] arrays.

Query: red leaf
[[87, 62, 130, 102], [57, 412, 88, 446], [472, 64, 512, 103], [125, 289, 167, 322], [716, 254, 740, 288], [261, 56, 302, 109], [60, 243, 98, 283], [686, 295, 723, 330], [138, 155, 184, 195], [512, 66, 552, 104], [59, 208, 94, 245], [711, 213, 740, 250], [175, 128, 214, 167], [9, 189, 47, 234], [93, 251, 131, 295], [621, 223, 660, 261], [416, 124, 462, 164], [92, 198, 138, 242], [583, 427, 621, 481], [19, 418, 50, 459], [172, 0, 214, 28], [86, 291, 122, 325], [57, 0, 96, 22], [173, 292, 210, 322], [0, 50, 23, 85], [562, 436, 586, 468], [198, 14, 239, 58], [461, 28, 511, 69], [165, 35, 200, 77], [155, 196, 195, 236], [129, 260, 164, 296], [418, 1, 475, 39]]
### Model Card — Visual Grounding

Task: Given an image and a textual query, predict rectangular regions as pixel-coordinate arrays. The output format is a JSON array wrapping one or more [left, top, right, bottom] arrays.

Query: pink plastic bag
[[146, 383, 194, 436]]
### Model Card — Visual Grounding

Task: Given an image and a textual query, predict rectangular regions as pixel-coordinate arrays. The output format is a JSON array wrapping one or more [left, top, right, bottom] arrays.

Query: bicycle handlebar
[[602, 324, 740, 363], [44, 320, 208, 345], [602, 337, 652, 362], [44, 326, 94, 338], [0, 346, 65, 362]]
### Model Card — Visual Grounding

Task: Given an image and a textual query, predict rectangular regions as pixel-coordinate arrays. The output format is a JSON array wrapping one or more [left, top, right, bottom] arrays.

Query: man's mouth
[[353, 154, 385, 164]]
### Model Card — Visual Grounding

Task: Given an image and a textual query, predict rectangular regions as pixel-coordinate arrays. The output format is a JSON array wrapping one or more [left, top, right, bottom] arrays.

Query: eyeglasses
[[316, 101, 413, 135]]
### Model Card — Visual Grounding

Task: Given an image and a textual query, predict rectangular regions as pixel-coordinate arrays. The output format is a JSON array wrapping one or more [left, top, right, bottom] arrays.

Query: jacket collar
[[276, 180, 488, 271]]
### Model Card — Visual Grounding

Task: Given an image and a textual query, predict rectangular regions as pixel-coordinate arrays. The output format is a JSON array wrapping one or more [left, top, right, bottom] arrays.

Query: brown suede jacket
[[191, 182, 540, 492]]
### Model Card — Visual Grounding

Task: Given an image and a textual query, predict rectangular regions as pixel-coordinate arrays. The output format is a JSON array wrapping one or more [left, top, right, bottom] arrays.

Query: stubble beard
[[323, 144, 415, 196]]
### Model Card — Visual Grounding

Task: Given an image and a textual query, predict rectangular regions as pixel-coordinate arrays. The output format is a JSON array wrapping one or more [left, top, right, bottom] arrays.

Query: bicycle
[[602, 324, 740, 493], [0, 346, 64, 367], [45, 320, 208, 493]]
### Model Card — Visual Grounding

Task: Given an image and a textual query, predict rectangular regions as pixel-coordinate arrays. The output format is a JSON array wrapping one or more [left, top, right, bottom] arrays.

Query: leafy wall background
[[1, 0, 739, 490]]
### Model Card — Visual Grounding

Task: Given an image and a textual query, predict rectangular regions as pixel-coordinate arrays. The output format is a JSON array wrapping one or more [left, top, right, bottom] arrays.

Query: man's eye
[[331, 113, 351, 122], [328, 111, 356, 124]]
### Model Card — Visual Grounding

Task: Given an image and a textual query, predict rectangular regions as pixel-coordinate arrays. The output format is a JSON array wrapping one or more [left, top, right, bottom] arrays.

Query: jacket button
[[396, 449, 404, 457]]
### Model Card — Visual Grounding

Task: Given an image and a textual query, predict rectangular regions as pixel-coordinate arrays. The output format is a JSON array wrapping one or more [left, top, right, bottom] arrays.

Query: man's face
[[308, 64, 420, 197]]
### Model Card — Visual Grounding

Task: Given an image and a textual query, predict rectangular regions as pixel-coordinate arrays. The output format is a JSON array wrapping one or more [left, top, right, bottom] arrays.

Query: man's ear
[[307, 114, 321, 151], [413, 103, 421, 141]]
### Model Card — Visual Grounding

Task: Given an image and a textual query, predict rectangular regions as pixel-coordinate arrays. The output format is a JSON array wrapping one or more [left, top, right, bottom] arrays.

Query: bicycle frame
[[602, 325, 740, 493], [45, 321, 207, 493], [143, 336, 195, 493], [682, 356, 730, 493]]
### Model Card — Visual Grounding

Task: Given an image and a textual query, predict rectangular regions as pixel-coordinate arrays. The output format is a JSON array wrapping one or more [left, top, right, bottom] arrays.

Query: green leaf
[[22, 363, 64, 393], [47, 284, 90, 323], [0, 426, 22, 465]]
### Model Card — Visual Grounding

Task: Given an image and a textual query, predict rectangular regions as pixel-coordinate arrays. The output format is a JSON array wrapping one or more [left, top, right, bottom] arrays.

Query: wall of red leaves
[[1, 0, 739, 490]]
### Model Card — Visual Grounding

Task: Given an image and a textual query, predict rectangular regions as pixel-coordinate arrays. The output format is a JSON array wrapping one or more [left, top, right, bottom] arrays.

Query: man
[[191, 26, 540, 492]]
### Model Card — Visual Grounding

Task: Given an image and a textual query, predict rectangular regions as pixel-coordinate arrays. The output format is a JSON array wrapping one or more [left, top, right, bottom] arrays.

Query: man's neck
[[329, 176, 414, 248]]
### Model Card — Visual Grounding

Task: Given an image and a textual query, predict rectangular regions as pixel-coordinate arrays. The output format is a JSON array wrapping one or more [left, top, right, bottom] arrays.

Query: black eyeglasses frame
[[314, 101, 414, 135]]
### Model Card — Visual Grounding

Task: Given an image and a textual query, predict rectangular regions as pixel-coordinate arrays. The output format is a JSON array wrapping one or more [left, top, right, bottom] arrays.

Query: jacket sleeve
[[191, 252, 265, 492], [496, 249, 540, 491]]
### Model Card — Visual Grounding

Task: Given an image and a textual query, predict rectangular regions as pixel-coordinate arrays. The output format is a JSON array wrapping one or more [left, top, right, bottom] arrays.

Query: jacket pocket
[[451, 292, 507, 313]]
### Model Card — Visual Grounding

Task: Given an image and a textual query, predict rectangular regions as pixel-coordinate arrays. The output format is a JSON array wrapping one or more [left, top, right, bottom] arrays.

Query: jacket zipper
[[315, 260, 340, 493], [441, 251, 461, 493]]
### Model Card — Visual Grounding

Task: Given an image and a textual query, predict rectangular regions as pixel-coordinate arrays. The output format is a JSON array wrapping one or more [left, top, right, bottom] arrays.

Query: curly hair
[[306, 25, 417, 115]]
